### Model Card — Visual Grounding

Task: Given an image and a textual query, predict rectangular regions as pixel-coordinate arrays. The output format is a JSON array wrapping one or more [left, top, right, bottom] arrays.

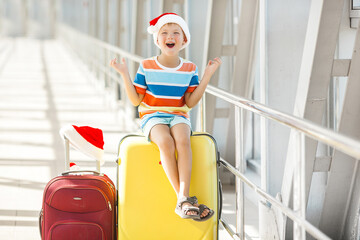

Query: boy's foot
[[188, 196, 214, 221], [193, 204, 214, 222], [182, 202, 199, 216], [193, 202, 210, 218], [175, 196, 200, 219]]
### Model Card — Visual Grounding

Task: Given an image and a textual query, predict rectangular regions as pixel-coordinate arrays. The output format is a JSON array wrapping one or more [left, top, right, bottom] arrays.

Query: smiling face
[[157, 23, 187, 56]]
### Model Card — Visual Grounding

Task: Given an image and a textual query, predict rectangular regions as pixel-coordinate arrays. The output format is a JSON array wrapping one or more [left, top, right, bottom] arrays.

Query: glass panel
[[353, 0, 360, 10]]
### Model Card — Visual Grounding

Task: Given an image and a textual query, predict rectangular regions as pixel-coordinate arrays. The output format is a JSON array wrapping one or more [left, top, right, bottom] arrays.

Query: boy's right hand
[[110, 57, 128, 76]]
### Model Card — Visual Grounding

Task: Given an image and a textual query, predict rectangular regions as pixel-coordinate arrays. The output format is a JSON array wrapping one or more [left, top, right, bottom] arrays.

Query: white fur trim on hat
[[147, 13, 190, 50], [59, 125, 104, 165]]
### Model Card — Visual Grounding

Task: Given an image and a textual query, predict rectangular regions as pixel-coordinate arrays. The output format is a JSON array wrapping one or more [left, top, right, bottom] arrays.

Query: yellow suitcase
[[116, 133, 221, 240]]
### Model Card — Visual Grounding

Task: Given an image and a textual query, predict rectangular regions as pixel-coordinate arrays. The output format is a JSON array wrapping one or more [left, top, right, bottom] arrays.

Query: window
[[350, 0, 360, 28]]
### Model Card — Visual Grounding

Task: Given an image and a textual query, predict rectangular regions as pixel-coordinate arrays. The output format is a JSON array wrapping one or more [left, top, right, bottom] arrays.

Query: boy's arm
[[110, 58, 144, 106], [185, 58, 222, 108]]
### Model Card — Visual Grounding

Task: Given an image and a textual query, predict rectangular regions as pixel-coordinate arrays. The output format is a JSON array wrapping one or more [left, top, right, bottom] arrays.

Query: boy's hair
[[147, 13, 190, 50]]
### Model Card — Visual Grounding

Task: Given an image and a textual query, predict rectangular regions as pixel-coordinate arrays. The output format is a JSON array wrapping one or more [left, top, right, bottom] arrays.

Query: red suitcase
[[40, 137, 116, 240]]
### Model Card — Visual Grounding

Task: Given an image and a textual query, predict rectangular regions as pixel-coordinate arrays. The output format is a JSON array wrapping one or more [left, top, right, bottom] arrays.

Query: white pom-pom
[[70, 162, 81, 171], [147, 25, 158, 34]]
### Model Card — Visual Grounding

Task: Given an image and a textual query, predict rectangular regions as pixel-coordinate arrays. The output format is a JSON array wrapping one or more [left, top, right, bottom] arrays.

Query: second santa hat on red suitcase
[[59, 125, 104, 164]]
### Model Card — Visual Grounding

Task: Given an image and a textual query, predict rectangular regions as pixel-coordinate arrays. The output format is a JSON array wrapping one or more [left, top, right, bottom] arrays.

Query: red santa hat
[[147, 13, 190, 50], [59, 125, 104, 165]]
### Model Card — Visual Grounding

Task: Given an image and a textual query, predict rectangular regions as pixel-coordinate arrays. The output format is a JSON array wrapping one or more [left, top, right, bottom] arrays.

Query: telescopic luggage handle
[[63, 136, 101, 173]]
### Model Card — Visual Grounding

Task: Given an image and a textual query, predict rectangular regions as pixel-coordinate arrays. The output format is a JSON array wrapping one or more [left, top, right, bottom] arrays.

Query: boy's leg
[[169, 123, 192, 198], [170, 123, 210, 218], [149, 124, 179, 194], [150, 123, 198, 216]]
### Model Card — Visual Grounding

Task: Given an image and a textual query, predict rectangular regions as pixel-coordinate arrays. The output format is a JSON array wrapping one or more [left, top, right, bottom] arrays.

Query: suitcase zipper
[[108, 201, 112, 211], [48, 186, 112, 211], [107, 180, 115, 192]]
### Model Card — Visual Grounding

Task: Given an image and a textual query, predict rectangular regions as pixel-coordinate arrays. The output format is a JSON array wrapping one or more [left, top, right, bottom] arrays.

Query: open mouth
[[166, 43, 175, 48]]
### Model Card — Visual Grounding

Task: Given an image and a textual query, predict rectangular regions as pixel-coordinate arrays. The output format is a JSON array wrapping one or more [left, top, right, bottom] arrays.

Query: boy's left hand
[[204, 57, 222, 78]]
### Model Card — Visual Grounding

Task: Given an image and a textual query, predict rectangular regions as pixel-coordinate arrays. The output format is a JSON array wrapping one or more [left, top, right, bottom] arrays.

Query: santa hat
[[59, 125, 104, 165], [147, 13, 190, 50]]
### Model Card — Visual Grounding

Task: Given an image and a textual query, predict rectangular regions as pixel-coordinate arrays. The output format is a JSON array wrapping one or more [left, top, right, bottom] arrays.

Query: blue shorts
[[141, 116, 192, 141]]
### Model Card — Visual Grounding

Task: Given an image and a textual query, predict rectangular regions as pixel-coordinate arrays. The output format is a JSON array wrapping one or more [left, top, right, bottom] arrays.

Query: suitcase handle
[[61, 170, 102, 176], [63, 136, 101, 172]]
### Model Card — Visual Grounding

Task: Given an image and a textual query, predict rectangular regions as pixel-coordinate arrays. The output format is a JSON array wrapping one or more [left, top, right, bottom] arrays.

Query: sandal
[[175, 196, 200, 219], [188, 196, 198, 205], [188, 196, 215, 222], [193, 204, 214, 222]]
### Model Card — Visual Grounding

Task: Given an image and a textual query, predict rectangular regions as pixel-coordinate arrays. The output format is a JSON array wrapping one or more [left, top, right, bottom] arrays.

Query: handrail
[[205, 84, 360, 239], [57, 23, 360, 240], [205, 84, 360, 159], [58, 23, 143, 131], [219, 158, 331, 240], [60, 24, 143, 63], [220, 218, 241, 240]]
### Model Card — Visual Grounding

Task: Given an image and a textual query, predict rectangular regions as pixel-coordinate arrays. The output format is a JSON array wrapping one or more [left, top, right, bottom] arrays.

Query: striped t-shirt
[[133, 56, 199, 127]]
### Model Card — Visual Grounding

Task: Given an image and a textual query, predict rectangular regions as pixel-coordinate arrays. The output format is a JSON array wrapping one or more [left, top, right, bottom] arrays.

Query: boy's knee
[[157, 135, 175, 152], [174, 136, 191, 150]]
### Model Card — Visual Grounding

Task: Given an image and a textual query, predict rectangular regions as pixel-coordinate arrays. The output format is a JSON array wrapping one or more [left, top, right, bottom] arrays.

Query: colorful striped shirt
[[133, 56, 199, 127]]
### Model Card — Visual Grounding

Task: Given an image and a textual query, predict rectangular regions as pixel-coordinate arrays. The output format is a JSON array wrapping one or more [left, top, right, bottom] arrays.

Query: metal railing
[[58, 24, 143, 131], [203, 86, 360, 240], [57, 23, 360, 240]]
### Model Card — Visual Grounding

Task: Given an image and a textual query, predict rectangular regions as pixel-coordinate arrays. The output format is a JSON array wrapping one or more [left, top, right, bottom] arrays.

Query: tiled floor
[[0, 38, 259, 240]]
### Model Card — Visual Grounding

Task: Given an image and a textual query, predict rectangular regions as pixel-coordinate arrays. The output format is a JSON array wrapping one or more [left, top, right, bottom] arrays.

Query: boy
[[110, 13, 221, 221]]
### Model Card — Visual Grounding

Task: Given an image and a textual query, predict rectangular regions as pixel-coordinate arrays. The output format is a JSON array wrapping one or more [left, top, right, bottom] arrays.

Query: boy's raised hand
[[110, 57, 128, 76], [185, 57, 222, 108], [204, 57, 222, 78]]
